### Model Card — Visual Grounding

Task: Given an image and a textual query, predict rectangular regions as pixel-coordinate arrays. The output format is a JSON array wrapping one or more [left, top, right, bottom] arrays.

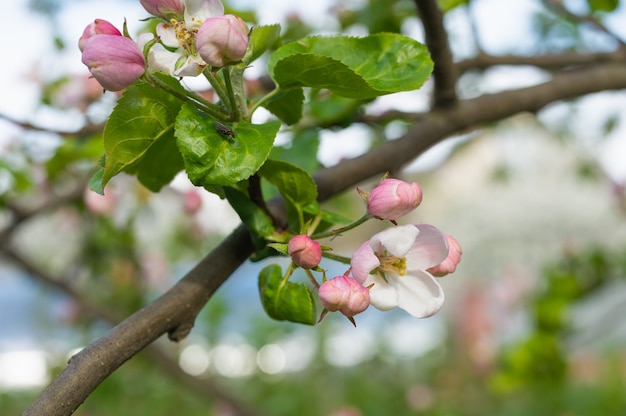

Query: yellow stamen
[[377, 254, 407, 276], [171, 18, 197, 54]]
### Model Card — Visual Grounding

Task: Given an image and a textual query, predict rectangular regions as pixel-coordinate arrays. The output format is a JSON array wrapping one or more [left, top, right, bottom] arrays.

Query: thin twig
[[0, 112, 104, 138], [542, 0, 626, 50], [456, 50, 626, 74]]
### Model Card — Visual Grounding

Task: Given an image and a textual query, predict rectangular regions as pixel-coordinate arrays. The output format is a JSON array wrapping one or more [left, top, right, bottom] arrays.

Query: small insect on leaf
[[213, 120, 236, 139]]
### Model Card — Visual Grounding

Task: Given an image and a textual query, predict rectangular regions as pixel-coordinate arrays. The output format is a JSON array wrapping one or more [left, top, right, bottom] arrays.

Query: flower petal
[[156, 23, 179, 48], [172, 54, 206, 77], [389, 270, 444, 317], [367, 275, 400, 310], [369, 224, 419, 257], [405, 224, 449, 272], [350, 241, 380, 285], [146, 42, 181, 74], [184, 0, 224, 31]]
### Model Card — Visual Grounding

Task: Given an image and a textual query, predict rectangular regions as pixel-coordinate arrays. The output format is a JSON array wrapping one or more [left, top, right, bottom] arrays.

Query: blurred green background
[[2, 0, 626, 415]]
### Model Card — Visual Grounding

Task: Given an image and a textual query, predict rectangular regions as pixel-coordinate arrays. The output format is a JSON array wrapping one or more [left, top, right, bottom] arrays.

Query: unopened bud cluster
[[282, 177, 462, 326], [79, 0, 249, 91]]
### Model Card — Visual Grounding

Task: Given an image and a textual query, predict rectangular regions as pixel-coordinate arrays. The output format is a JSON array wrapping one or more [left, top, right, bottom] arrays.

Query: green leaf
[[269, 129, 321, 174], [437, 0, 468, 12], [223, 186, 275, 239], [258, 264, 316, 325], [89, 155, 106, 195], [587, 0, 619, 12], [268, 33, 433, 99], [259, 159, 318, 229], [175, 103, 281, 188], [134, 129, 185, 191], [308, 91, 363, 126], [102, 75, 185, 191], [259, 160, 317, 206], [262, 87, 304, 125], [245, 24, 281, 64]]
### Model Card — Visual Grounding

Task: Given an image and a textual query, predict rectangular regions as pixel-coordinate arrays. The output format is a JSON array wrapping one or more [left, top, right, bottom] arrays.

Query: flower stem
[[227, 65, 249, 121], [222, 68, 240, 121], [203, 70, 231, 111], [321, 251, 352, 265], [310, 213, 373, 240], [304, 269, 320, 288], [145, 70, 227, 120]]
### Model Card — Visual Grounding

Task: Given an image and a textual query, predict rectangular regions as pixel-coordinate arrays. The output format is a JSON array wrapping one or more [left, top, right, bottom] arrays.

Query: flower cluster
[[141, 0, 248, 76], [79, 0, 249, 90], [285, 177, 462, 326]]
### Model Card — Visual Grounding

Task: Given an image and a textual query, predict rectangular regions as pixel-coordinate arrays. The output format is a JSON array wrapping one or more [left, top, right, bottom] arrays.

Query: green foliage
[[492, 246, 625, 393], [175, 103, 281, 189], [438, 0, 469, 12], [258, 159, 318, 230], [100, 75, 185, 192], [268, 34, 433, 100], [491, 333, 567, 392], [223, 185, 275, 239], [245, 24, 281, 64], [258, 264, 317, 325], [0, 159, 31, 196], [587, 0, 619, 12], [337, 0, 416, 34], [307, 91, 364, 127], [269, 129, 321, 174], [262, 87, 305, 125], [88, 156, 105, 195]]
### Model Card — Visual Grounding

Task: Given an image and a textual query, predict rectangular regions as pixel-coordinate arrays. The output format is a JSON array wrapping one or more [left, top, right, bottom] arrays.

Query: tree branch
[[0, 112, 104, 138], [457, 51, 626, 74], [414, 0, 458, 107], [23, 225, 255, 416], [23, 61, 626, 416], [315, 62, 626, 200]]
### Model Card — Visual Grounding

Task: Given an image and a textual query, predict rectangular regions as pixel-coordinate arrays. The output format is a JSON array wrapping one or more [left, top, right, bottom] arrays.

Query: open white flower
[[350, 224, 450, 318], [143, 0, 225, 76]]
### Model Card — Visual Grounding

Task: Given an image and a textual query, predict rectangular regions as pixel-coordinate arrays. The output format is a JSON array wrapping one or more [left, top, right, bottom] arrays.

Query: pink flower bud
[[183, 189, 202, 214], [288, 234, 322, 269], [318, 276, 370, 318], [81, 34, 145, 91], [427, 234, 462, 277], [140, 0, 184, 19], [366, 178, 423, 221], [196, 14, 249, 67], [78, 19, 122, 51]]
